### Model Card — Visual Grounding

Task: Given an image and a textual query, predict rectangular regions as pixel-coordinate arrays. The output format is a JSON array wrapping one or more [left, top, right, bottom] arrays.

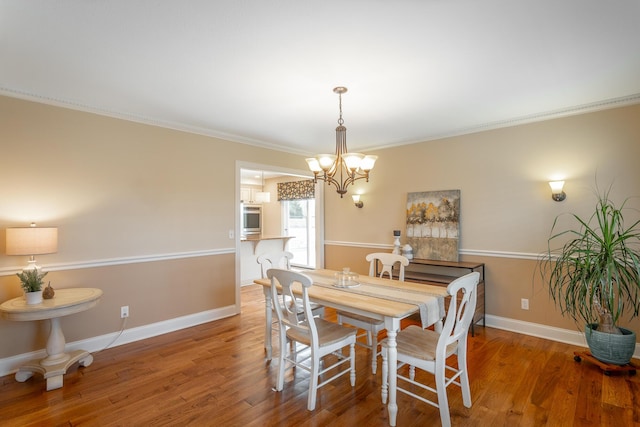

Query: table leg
[[15, 349, 93, 391], [384, 317, 401, 427], [42, 317, 70, 366], [263, 285, 273, 360]]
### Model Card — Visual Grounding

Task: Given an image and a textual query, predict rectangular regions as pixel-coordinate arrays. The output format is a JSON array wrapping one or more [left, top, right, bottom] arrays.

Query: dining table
[[253, 268, 449, 426]]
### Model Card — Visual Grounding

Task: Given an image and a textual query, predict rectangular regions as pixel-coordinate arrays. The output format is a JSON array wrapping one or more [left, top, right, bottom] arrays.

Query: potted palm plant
[[540, 187, 640, 365], [17, 269, 48, 305]]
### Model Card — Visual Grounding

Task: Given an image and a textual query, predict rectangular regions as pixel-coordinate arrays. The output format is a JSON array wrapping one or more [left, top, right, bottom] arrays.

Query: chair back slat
[[439, 272, 480, 352], [257, 251, 293, 278], [366, 252, 409, 281], [267, 268, 317, 343]]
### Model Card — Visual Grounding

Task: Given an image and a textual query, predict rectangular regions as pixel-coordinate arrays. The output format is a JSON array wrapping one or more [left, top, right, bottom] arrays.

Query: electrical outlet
[[121, 305, 129, 318], [521, 298, 529, 310]]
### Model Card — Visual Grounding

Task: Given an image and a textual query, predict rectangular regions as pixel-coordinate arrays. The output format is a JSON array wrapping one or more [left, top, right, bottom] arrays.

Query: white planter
[[25, 290, 43, 305]]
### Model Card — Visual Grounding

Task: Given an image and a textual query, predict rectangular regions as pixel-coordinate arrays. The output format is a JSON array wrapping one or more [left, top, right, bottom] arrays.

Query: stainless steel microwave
[[242, 205, 262, 235]]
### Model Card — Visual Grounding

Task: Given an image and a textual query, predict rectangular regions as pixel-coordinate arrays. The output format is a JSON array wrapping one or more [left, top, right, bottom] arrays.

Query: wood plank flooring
[[1, 284, 638, 426]]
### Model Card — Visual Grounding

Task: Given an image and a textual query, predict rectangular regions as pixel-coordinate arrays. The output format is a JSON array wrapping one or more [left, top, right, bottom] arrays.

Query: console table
[[382, 259, 485, 335], [0, 288, 103, 390]]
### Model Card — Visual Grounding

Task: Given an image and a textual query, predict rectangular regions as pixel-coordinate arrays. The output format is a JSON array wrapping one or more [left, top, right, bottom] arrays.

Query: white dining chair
[[268, 268, 357, 411], [381, 272, 480, 427], [257, 251, 324, 360], [257, 251, 294, 279], [337, 252, 409, 374], [366, 252, 409, 281]]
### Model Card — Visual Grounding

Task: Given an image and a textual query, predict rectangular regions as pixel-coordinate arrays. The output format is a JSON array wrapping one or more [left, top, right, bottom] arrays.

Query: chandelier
[[306, 87, 377, 197]]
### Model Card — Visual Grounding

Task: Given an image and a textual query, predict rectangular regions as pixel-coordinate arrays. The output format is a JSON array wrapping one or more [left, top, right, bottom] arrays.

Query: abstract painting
[[406, 190, 460, 261]]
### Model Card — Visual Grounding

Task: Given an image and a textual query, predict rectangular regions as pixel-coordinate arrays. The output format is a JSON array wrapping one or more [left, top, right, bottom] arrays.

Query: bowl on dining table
[[334, 268, 360, 288]]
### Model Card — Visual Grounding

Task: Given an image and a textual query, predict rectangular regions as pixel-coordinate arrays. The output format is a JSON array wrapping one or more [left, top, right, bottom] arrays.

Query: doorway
[[236, 162, 324, 302], [282, 199, 316, 269]]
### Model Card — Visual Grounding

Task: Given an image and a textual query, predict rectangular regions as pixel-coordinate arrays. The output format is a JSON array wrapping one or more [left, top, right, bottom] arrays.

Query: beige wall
[[2, 94, 640, 363], [0, 254, 234, 357], [261, 177, 281, 236], [324, 104, 640, 339], [0, 95, 304, 359]]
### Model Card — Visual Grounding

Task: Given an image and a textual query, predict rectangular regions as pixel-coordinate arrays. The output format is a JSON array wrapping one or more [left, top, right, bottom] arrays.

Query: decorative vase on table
[[17, 269, 48, 305], [43, 282, 55, 299], [402, 244, 413, 260], [392, 230, 401, 255], [25, 290, 43, 305]]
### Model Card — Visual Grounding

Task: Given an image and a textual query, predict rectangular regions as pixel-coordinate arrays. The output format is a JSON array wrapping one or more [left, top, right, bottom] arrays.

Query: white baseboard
[[0, 304, 238, 378], [485, 314, 640, 360]]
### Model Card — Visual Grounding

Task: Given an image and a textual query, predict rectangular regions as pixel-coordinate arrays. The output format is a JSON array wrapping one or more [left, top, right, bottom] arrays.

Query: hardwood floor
[[1, 284, 638, 426]]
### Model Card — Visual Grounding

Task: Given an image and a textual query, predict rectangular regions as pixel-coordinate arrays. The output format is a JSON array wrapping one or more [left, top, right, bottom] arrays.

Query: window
[[283, 199, 316, 268]]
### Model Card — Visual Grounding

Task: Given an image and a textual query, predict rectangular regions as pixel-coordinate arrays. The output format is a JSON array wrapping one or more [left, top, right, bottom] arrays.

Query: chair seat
[[288, 318, 357, 347], [383, 325, 458, 361], [284, 297, 323, 315], [270, 299, 323, 318], [308, 301, 324, 312]]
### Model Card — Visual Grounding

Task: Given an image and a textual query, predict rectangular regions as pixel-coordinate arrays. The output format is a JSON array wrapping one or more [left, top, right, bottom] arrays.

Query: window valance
[[277, 180, 315, 201]]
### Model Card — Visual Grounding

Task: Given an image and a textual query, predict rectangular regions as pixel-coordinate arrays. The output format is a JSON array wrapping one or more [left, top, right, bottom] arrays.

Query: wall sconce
[[352, 194, 363, 208], [549, 181, 566, 202]]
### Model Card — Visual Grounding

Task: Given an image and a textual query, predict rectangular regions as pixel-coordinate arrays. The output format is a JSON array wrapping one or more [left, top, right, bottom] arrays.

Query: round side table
[[0, 288, 103, 391]]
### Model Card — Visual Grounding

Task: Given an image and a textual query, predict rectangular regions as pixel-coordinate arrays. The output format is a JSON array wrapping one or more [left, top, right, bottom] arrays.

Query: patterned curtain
[[277, 180, 316, 201]]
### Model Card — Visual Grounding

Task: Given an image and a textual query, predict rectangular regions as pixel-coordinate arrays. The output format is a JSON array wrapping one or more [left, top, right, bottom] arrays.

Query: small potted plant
[[539, 186, 640, 365], [17, 269, 48, 305]]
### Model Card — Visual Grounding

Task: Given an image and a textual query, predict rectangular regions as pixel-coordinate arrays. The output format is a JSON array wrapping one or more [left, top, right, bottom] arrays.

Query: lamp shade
[[317, 154, 337, 171], [360, 155, 378, 171], [549, 181, 565, 194], [6, 226, 58, 256], [342, 153, 364, 171], [254, 191, 271, 203]]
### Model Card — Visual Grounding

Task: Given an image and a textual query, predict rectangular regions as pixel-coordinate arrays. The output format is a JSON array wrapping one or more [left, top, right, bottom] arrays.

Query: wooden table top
[[254, 269, 448, 320], [0, 288, 103, 321]]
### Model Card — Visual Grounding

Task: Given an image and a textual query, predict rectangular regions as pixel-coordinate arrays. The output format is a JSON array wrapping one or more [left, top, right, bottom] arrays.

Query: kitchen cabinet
[[240, 187, 265, 204]]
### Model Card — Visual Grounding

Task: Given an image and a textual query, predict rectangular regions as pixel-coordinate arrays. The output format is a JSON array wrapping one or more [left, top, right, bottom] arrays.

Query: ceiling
[[2, 1, 640, 156]]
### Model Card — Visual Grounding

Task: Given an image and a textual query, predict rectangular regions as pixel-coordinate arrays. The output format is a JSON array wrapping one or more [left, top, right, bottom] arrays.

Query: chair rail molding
[[324, 240, 540, 261], [0, 248, 235, 276]]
